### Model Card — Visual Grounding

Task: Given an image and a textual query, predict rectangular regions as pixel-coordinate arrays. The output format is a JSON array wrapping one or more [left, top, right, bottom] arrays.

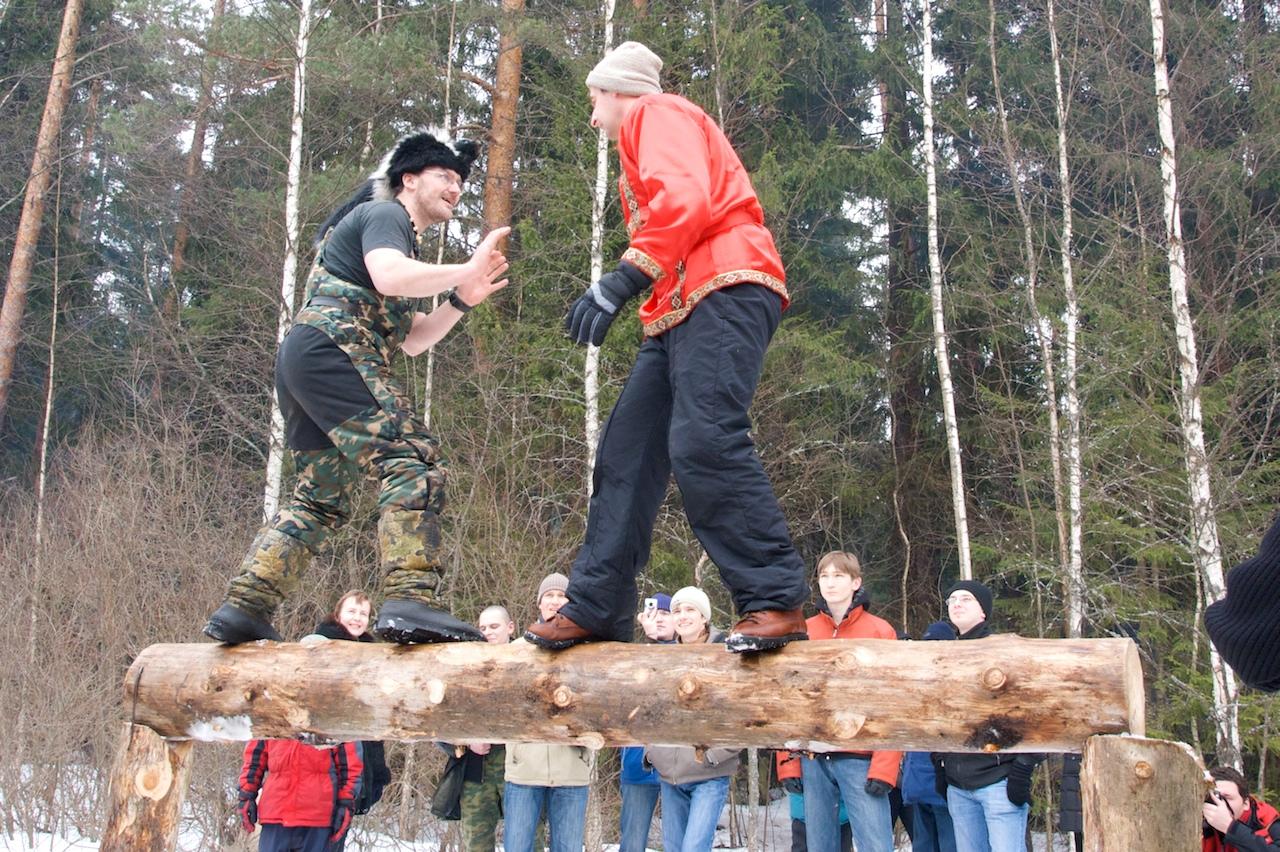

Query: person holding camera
[[1204, 766, 1280, 852]]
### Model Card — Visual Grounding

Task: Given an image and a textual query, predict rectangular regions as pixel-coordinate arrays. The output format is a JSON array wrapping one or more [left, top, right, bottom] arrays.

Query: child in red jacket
[[238, 738, 363, 852]]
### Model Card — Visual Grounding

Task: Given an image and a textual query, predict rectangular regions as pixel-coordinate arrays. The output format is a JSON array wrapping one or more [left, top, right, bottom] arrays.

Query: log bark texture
[[101, 722, 193, 852], [125, 636, 1142, 752], [1082, 735, 1206, 852]]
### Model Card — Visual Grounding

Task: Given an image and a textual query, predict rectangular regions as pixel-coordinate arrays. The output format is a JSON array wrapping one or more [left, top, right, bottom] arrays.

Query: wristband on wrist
[[446, 289, 474, 313]]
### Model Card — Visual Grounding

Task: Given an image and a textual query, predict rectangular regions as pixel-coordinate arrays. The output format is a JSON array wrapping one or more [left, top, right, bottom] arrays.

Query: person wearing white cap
[[526, 41, 809, 655]]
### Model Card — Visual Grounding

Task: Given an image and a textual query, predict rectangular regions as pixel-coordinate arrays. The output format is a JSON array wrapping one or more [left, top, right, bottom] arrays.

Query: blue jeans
[[947, 779, 1029, 852], [257, 824, 330, 852], [503, 782, 589, 852], [800, 757, 893, 852], [660, 775, 731, 852], [912, 802, 958, 852], [619, 781, 661, 852]]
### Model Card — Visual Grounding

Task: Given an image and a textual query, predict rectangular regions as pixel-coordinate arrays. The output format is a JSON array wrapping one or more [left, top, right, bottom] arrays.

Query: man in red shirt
[[525, 41, 808, 654]]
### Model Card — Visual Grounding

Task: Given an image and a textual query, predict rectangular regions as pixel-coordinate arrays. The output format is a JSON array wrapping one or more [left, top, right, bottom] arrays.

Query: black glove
[[783, 777, 803, 795], [237, 792, 257, 834], [865, 778, 893, 797], [565, 262, 651, 346], [330, 798, 354, 842], [1006, 762, 1034, 807]]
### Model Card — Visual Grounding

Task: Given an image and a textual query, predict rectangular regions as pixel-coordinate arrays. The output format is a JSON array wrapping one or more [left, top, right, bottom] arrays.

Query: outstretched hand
[[455, 226, 511, 308]]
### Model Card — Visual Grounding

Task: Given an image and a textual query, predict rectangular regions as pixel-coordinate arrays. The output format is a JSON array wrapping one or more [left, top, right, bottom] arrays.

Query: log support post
[[1082, 734, 1208, 851], [101, 722, 193, 852]]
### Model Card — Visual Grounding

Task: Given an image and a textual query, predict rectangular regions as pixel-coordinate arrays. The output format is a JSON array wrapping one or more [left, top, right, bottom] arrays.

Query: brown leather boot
[[725, 608, 809, 652], [524, 612, 602, 650]]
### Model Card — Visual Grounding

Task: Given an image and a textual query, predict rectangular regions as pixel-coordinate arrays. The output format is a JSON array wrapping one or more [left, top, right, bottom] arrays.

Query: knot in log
[[677, 675, 701, 700], [552, 686, 575, 708], [1134, 760, 1154, 780], [982, 667, 1008, 691]]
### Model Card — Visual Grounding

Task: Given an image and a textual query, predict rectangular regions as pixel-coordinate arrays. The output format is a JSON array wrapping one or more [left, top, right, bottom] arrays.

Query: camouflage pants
[[224, 265, 449, 616], [461, 747, 507, 852]]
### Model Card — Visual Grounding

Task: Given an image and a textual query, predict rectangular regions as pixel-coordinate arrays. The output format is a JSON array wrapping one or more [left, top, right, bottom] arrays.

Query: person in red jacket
[[800, 550, 901, 852], [525, 40, 808, 654], [237, 738, 363, 852], [1204, 765, 1280, 852]]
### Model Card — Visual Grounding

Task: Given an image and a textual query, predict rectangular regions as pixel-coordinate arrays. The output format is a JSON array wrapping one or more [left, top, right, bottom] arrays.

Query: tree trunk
[[1080, 735, 1205, 852], [124, 637, 1144, 752], [166, 0, 226, 317], [263, 0, 313, 522], [882, 0, 939, 633], [100, 723, 194, 852], [483, 0, 523, 242], [1047, 0, 1086, 639], [68, 77, 100, 243], [920, 0, 973, 581], [987, 0, 1070, 596], [1147, 0, 1240, 766], [0, 0, 84, 429]]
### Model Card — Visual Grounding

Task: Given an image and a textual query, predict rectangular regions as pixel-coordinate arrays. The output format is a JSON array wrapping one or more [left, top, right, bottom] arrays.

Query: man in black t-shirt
[[205, 130, 511, 645]]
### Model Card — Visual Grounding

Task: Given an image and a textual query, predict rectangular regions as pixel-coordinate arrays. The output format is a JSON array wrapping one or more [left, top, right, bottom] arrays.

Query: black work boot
[[374, 599, 484, 644], [204, 602, 282, 644]]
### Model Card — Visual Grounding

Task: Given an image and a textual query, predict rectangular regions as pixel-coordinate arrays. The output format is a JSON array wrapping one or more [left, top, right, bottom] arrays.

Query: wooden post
[[124, 636, 1143, 751], [101, 722, 194, 852], [1081, 734, 1207, 851]]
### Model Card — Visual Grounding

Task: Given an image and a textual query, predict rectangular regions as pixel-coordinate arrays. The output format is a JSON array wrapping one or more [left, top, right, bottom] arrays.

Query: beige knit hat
[[586, 41, 663, 96], [537, 572, 570, 603]]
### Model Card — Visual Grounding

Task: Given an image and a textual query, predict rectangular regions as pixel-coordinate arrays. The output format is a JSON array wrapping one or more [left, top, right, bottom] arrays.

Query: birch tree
[[0, 0, 84, 429], [986, 0, 1070, 591], [1046, 0, 1086, 638], [584, 0, 617, 492], [263, 0, 314, 521], [920, 0, 972, 580], [1148, 0, 1239, 765]]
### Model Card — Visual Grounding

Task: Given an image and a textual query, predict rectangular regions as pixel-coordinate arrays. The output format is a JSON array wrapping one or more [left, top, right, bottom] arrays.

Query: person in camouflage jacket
[[205, 129, 510, 645]]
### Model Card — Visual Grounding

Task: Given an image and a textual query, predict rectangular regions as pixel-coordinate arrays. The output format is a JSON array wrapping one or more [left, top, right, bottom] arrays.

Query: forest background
[[0, 0, 1277, 848]]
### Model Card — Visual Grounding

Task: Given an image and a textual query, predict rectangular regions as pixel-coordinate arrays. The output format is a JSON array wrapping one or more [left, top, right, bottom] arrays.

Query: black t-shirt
[[320, 200, 415, 290]]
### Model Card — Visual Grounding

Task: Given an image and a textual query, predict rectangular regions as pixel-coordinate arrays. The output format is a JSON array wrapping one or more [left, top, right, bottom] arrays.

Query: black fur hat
[[373, 129, 479, 198]]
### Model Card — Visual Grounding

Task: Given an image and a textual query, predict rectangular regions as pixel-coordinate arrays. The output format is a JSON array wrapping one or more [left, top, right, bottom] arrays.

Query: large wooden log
[[1081, 735, 1207, 851], [101, 723, 193, 852], [124, 635, 1143, 752]]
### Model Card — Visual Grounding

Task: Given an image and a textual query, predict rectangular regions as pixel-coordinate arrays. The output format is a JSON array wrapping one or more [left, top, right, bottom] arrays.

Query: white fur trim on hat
[[586, 41, 663, 96]]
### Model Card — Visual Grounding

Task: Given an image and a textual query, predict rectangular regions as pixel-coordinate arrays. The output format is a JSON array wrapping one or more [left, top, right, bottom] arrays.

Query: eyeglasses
[[947, 593, 977, 605], [422, 169, 462, 189]]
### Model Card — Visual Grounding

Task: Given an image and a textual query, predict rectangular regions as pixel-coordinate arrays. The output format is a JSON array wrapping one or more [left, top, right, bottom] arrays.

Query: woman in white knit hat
[[643, 586, 742, 852]]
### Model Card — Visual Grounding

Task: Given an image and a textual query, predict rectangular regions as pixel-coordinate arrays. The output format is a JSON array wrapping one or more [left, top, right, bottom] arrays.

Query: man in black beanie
[[1206, 513, 1280, 691], [933, 579, 1042, 852], [204, 129, 511, 645]]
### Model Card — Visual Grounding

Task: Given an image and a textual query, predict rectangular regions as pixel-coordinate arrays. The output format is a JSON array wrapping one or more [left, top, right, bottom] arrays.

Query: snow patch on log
[[186, 715, 253, 741]]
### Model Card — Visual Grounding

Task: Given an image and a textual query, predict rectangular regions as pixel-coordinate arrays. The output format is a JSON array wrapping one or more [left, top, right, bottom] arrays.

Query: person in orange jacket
[[237, 738, 363, 852], [525, 40, 808, 655], [800, 551, 901, 852]]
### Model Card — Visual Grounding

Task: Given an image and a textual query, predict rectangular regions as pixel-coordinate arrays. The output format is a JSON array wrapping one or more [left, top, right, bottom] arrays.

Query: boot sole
[[724, 632, 808, 653], [522, 630, 595, 650], [375, 620, 484, 645], [203, 614, 281, 644]]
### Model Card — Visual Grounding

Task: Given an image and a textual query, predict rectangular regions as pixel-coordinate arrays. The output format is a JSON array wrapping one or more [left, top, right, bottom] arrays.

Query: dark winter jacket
[[930, 620, 1044, 792], [1205, 512, 1280, 692], [239, 738, 363, 828], [806, 591, 902, 787], [316, 618, 392, 813], [1204, 798, 1280, 852]]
